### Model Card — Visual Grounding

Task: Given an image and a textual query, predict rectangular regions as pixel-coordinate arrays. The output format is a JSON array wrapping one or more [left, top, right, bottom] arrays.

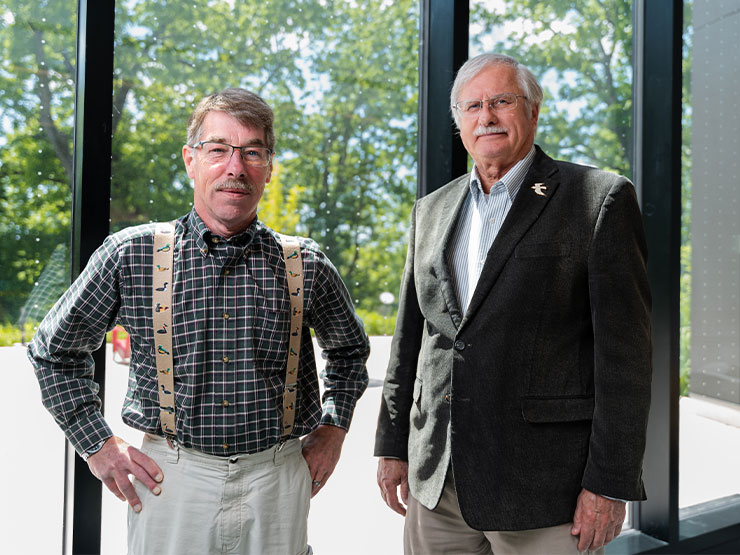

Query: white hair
[[450, 53, 543, 128]]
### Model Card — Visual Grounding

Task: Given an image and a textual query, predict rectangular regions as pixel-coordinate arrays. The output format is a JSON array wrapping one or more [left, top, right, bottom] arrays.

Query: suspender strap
[[153, 222, 176, 439], [151, 226, 304, 443], [278, 234, 304, 440]]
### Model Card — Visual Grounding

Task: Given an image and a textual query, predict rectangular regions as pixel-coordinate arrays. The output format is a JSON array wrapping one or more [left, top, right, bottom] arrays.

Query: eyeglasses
[[190, 141, 273, 167], [452, 93, 528, 116]]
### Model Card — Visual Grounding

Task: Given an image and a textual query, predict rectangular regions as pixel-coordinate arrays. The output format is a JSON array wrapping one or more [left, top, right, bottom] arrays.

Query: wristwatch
[[82, 439, 108, 461]]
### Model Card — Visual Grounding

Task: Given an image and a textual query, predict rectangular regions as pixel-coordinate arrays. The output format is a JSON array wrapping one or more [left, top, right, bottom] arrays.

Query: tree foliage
[[0, 1, 76, 322], [0, 0, 418, 330]]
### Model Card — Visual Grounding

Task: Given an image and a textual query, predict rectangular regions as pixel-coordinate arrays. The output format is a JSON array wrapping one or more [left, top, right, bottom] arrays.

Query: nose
[[478, 101, 499, 124], [225, 149, 247, 177]]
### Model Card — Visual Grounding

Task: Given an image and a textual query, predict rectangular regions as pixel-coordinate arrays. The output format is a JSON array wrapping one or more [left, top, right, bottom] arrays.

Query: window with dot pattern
[[0, 2, 76, 552], [679, 0, 740, 519]]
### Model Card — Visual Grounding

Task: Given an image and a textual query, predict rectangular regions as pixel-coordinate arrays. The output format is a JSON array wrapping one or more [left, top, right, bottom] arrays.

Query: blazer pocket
[[521, 396, 594, 423], [514, 241, 571, 258]]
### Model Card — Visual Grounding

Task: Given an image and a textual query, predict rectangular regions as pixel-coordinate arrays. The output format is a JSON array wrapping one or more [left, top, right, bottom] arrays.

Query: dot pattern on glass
[[688, 1, 739, 404]]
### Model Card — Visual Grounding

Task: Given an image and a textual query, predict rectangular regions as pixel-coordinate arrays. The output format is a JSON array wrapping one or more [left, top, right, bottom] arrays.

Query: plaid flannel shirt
[[29, 210, 370, 456]]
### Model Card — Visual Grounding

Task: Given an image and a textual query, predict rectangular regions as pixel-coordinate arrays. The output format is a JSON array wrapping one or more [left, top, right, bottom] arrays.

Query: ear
[[530, 103, 540, 126], [182, 145, 195, 179], [264, 159, 273, 184]]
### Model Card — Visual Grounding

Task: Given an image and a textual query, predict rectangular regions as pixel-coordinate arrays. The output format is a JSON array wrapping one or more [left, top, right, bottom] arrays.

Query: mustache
[[474, 125, 507, 136], [214, 178, 255, 193]]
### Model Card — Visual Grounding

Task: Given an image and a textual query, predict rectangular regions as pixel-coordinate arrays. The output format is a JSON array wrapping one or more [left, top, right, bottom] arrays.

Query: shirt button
[[212, 237, 220, 244], [222, 356, 230, 363], [222, 442, 229, 450], [222, 312, 230, 320], [454, 340, 465, 351], [221, 400, 230, 408], [224, 268, 231, 275], [200, 247, 207, 255]]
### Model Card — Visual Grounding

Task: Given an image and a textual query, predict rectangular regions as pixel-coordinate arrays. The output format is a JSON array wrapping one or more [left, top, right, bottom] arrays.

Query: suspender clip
[[165, 434, 178, 450]]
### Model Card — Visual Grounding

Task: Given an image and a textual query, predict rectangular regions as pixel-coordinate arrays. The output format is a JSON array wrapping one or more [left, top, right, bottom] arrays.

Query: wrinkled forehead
[[460, 64, 521, 100], [199, 111, 267, 145]]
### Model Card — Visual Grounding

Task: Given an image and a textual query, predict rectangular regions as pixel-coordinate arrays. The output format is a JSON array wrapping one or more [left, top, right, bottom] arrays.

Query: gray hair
[[187, 88, 275, 151], [450, 53, 543, 128]]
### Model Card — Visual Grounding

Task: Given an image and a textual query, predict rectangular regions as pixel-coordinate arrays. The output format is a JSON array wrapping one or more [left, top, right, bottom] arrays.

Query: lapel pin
[[531, 183, 547, 196]]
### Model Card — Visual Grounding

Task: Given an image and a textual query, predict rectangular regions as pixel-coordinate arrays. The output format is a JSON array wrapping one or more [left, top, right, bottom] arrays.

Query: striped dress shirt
[[29, 210, 370, 456], [449, 146, 536, 313]]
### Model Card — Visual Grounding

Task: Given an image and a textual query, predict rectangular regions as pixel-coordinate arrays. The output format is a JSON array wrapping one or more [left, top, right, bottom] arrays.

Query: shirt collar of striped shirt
[[469, 144, 537, 202]]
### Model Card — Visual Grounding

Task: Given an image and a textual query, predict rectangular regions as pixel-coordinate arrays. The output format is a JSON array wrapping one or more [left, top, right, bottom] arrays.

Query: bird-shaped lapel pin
[[531, 182, 547, 196]]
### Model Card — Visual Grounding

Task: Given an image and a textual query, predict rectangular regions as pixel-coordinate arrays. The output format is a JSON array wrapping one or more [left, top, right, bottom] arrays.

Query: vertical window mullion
[[418, 0, 469, 198], [634, 0, 683, 544], [67, 1, 116, 553]]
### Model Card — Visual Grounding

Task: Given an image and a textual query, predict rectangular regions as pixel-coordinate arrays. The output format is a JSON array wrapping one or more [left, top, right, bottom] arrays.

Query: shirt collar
[[469, 145, 537, 201], [184, 209, 266, 255]]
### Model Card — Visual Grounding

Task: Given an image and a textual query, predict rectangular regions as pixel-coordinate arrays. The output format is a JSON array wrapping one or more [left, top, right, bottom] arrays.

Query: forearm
[[318, 337, 370, 429], [584, 179, 652, 499], [30, 342, 114, 454], [306, 241, 371, 430], [28, 234, 122, 454], [374, 204, 421, 458]]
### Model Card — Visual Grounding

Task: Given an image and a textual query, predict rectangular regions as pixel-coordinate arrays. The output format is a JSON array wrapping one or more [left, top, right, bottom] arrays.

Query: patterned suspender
[[151, 225, 305, 444], [278, 235, 304, 440], [153, 222, 176, 439]]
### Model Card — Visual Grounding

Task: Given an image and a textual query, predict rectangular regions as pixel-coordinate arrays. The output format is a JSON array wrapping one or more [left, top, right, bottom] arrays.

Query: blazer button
[[454, 340, 465, 351]]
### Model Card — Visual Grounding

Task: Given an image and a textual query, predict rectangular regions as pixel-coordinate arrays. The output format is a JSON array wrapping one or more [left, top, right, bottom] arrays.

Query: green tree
[[0, 1, 76, 323], [259, 161, 303, 234]]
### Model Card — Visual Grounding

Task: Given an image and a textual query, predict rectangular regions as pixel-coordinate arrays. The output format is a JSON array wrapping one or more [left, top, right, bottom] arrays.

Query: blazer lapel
[[432, 176, 471, 329], [460, 147, 560, 330]]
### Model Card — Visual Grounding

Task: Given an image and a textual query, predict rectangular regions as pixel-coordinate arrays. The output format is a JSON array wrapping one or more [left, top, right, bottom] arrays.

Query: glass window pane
[[105, 1, 418, 551], [680, 0, 740, 533], [0, 1, 77, 552]]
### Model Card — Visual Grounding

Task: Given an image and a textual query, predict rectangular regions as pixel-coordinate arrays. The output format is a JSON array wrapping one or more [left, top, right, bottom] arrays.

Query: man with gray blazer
[[375, 53, 652, 554]]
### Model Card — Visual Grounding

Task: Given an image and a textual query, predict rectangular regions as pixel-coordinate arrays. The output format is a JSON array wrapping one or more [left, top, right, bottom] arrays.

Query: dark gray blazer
[[375, 146, 652, 531]]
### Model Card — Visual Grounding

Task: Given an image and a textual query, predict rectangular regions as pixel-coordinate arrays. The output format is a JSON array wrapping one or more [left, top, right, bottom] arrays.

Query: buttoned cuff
[[66, 411, 114, 456], [320, 392, 359, 431], [602, 495, 627, 503]]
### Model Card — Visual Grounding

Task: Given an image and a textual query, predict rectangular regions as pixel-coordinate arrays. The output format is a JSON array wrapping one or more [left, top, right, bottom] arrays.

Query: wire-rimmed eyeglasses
[[452, 93, 528, 116], [190, 141, 273, 167]]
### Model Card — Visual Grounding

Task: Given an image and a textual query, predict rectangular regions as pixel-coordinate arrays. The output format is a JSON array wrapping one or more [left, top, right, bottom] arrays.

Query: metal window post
[[418, 0, 469, 198], [633, 0, 682, 545], [67, 1, 115, 553]]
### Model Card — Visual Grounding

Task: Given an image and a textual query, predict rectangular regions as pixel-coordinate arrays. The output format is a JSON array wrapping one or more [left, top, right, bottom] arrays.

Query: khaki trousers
[[404, 472, 604, 555], [128, 434, 312, 555]]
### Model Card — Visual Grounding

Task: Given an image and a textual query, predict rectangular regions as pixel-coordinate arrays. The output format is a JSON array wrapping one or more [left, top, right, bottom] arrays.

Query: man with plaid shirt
[[29, 88, 370, 555]]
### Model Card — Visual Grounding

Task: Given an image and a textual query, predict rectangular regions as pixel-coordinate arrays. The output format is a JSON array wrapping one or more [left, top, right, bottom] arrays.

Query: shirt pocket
[[254, 293, 291, 371]]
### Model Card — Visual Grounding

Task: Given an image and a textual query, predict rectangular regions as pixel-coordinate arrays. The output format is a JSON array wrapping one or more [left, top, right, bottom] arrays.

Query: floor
[[2, 338, 739, 554]]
